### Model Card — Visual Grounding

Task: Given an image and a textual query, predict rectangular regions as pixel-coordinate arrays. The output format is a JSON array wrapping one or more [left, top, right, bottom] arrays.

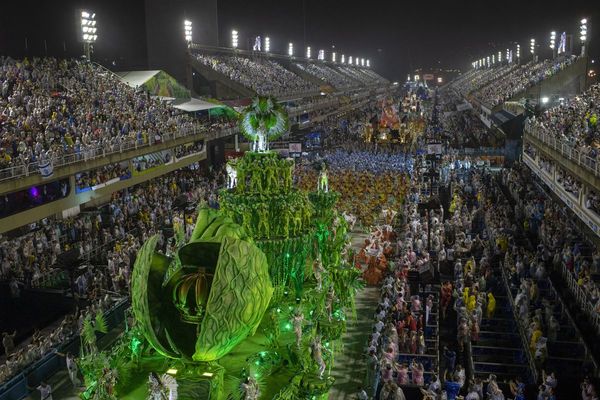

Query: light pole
[[184, 20, 192, 44], [530, 38, 536, 62], [549, 31, 556, 58], [288, 42, 294, 57], [264, 36, 270, 52], [580, 18, 589, 56], [80, 11, 97, 60], [231, 30, 239, 48]]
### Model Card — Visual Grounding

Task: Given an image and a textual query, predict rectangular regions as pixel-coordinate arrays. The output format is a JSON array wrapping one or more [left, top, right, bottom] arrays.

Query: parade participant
[[240, 376, 260, 400], [292, 309, 304, 348]]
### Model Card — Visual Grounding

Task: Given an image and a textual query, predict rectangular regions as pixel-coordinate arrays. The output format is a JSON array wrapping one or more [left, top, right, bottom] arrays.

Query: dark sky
[[1, 0, 598, 81]]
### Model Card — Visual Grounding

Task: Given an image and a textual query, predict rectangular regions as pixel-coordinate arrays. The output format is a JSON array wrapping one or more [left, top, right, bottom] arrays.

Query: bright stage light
[[264, 36, 270, 52], [348, 56, 353, 64], [355, 57, 359, 66], [231, 30, 238, 48], [318, 49, 324, 60], [498, 51, 501, 62], [530, 38, 535, 54], [288, 42, 293, 56], [166, 368, 178, 375], [184, 20, 192, 42], [366, 59, 370, 67], [202, 372, 214, 378], [306, 46, 311, 59], [414, 74, 420, 81], [541, 97, 549, 104], [437, 77, 443, 83], [361, 58, 365, 66], [581, 18, 588, 24], [80, 10, 97, 43], [341, 54, 345, 63], [332, 52, 336, 62]]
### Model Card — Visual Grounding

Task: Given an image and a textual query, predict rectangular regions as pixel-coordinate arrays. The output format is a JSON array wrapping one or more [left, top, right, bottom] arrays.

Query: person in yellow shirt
[[486, 292, 496, 319]]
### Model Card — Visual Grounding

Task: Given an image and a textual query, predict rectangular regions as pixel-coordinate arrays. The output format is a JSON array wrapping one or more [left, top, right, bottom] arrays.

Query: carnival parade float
[[76, 96, 363, 399]]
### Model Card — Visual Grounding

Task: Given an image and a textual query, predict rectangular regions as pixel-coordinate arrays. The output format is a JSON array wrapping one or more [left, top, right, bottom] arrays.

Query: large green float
[[131, 208, 273, 362]]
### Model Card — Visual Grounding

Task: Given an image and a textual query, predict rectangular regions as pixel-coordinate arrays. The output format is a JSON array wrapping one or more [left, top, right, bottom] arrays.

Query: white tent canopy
[[116, 70, 161, 88], [172, 98, 223, 112]]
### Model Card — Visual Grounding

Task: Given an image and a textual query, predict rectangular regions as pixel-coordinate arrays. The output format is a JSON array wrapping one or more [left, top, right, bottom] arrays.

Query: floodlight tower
[[231, 30, 239, 48], [366, 59, 370, 67], [332, 52, 336, 63], [288, 42, 294, 57], [530, 38, 536, 61], [306, 46, 311, 59], [341, 54, 345, 64], [318, 49, 324, 60], [549, 31, 556, 58], [264, 36, 270, 52], [184, 20, 192, 44], [580, 18, 589, 56], [80, 11, 97, 60]]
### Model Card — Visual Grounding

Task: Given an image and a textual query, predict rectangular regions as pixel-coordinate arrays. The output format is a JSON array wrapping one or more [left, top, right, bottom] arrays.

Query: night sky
[[1, 0, 598, 81]]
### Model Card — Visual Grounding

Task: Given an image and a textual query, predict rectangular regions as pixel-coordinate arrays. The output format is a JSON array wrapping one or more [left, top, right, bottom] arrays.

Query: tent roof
[[172, 97, 224, 112], [115, 70, 161, 88]]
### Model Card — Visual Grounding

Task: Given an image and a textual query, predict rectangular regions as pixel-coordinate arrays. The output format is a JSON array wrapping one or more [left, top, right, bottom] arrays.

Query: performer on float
[[318, 163, 329, 193], [314, 256, 325, 291], [241, 376, 260, 400], [148, 372, 178, 400], [226, 162, 237, 189], [325, 286, 336, 321], [310, 335, 328, 379], [292, 309, 304, 348]]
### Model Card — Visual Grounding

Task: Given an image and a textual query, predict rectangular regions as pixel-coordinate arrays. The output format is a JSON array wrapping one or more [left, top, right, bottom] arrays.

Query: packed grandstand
[[1, 6, 599, 400]]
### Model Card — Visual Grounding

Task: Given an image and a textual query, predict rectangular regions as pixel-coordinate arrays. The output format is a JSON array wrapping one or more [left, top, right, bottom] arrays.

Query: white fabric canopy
[[172, 98, 223, 112]]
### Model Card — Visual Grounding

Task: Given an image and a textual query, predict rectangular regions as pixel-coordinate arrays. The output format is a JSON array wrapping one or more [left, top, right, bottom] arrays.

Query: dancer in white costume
[[148, 372, 178, 400]]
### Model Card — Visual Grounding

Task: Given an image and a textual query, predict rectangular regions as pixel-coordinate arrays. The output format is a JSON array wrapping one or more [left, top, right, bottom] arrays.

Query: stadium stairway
[[471, 264, 531, 382]]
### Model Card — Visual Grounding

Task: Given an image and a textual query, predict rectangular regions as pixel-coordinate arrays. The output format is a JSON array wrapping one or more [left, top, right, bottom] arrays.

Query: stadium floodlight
[[414, 74, 420, 81], [318, 49, 324, 60], [332, 52, 336, 62], [288, 42, 293, 56], [492, 54, 495, 64], [361, 58, 365, 66], [80, 10, 97, 60], [530, 38, 536, 55], [437, 77, 443, 83], [407, 74, 411, 81], [498, 51, 502, 62], [341, 54, 345, 63], [264, 36, 270, 52], [516, 44, 521, 59], [355, 57, 359, 66], [348, 56, 353, 64], [549, 31, 556, 49], [506, 48, 510, 62], [231, 30, 239, 48], [184, 20, 192, 43], [486, 56, 490, 67], [580, 18, 588, 42], [366, 59, 370, 67], [306, 46, 311, 59]]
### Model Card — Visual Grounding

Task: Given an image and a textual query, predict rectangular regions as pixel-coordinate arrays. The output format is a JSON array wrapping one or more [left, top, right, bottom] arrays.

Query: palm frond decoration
[[81, 316, 96, 350], [95, 312, 108, 334], [239, 96, 289, 152]]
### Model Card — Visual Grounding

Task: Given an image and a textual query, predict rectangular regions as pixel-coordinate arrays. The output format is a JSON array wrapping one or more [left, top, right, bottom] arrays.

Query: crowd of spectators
[[0, 165, 225, 384], [195, 54, 318, 97], [525, 83, 600, 164], [556, 167, 582, 198], [473, 56, 577, 107], [75, 163, 130, 191], [293, 62, 359, 89], [0, 57, 200, 174]]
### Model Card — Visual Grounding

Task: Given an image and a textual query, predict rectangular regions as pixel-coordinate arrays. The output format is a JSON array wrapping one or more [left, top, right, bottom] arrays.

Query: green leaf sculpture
[[131, 207, 273, 362], [239, 96, 289, 152]]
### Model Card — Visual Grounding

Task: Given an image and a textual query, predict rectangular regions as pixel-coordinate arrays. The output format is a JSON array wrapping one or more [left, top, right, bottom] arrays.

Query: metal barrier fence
[[558, 261, 600, 336], [525, 124, 600, 177], [0, 125, 229, 183]]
